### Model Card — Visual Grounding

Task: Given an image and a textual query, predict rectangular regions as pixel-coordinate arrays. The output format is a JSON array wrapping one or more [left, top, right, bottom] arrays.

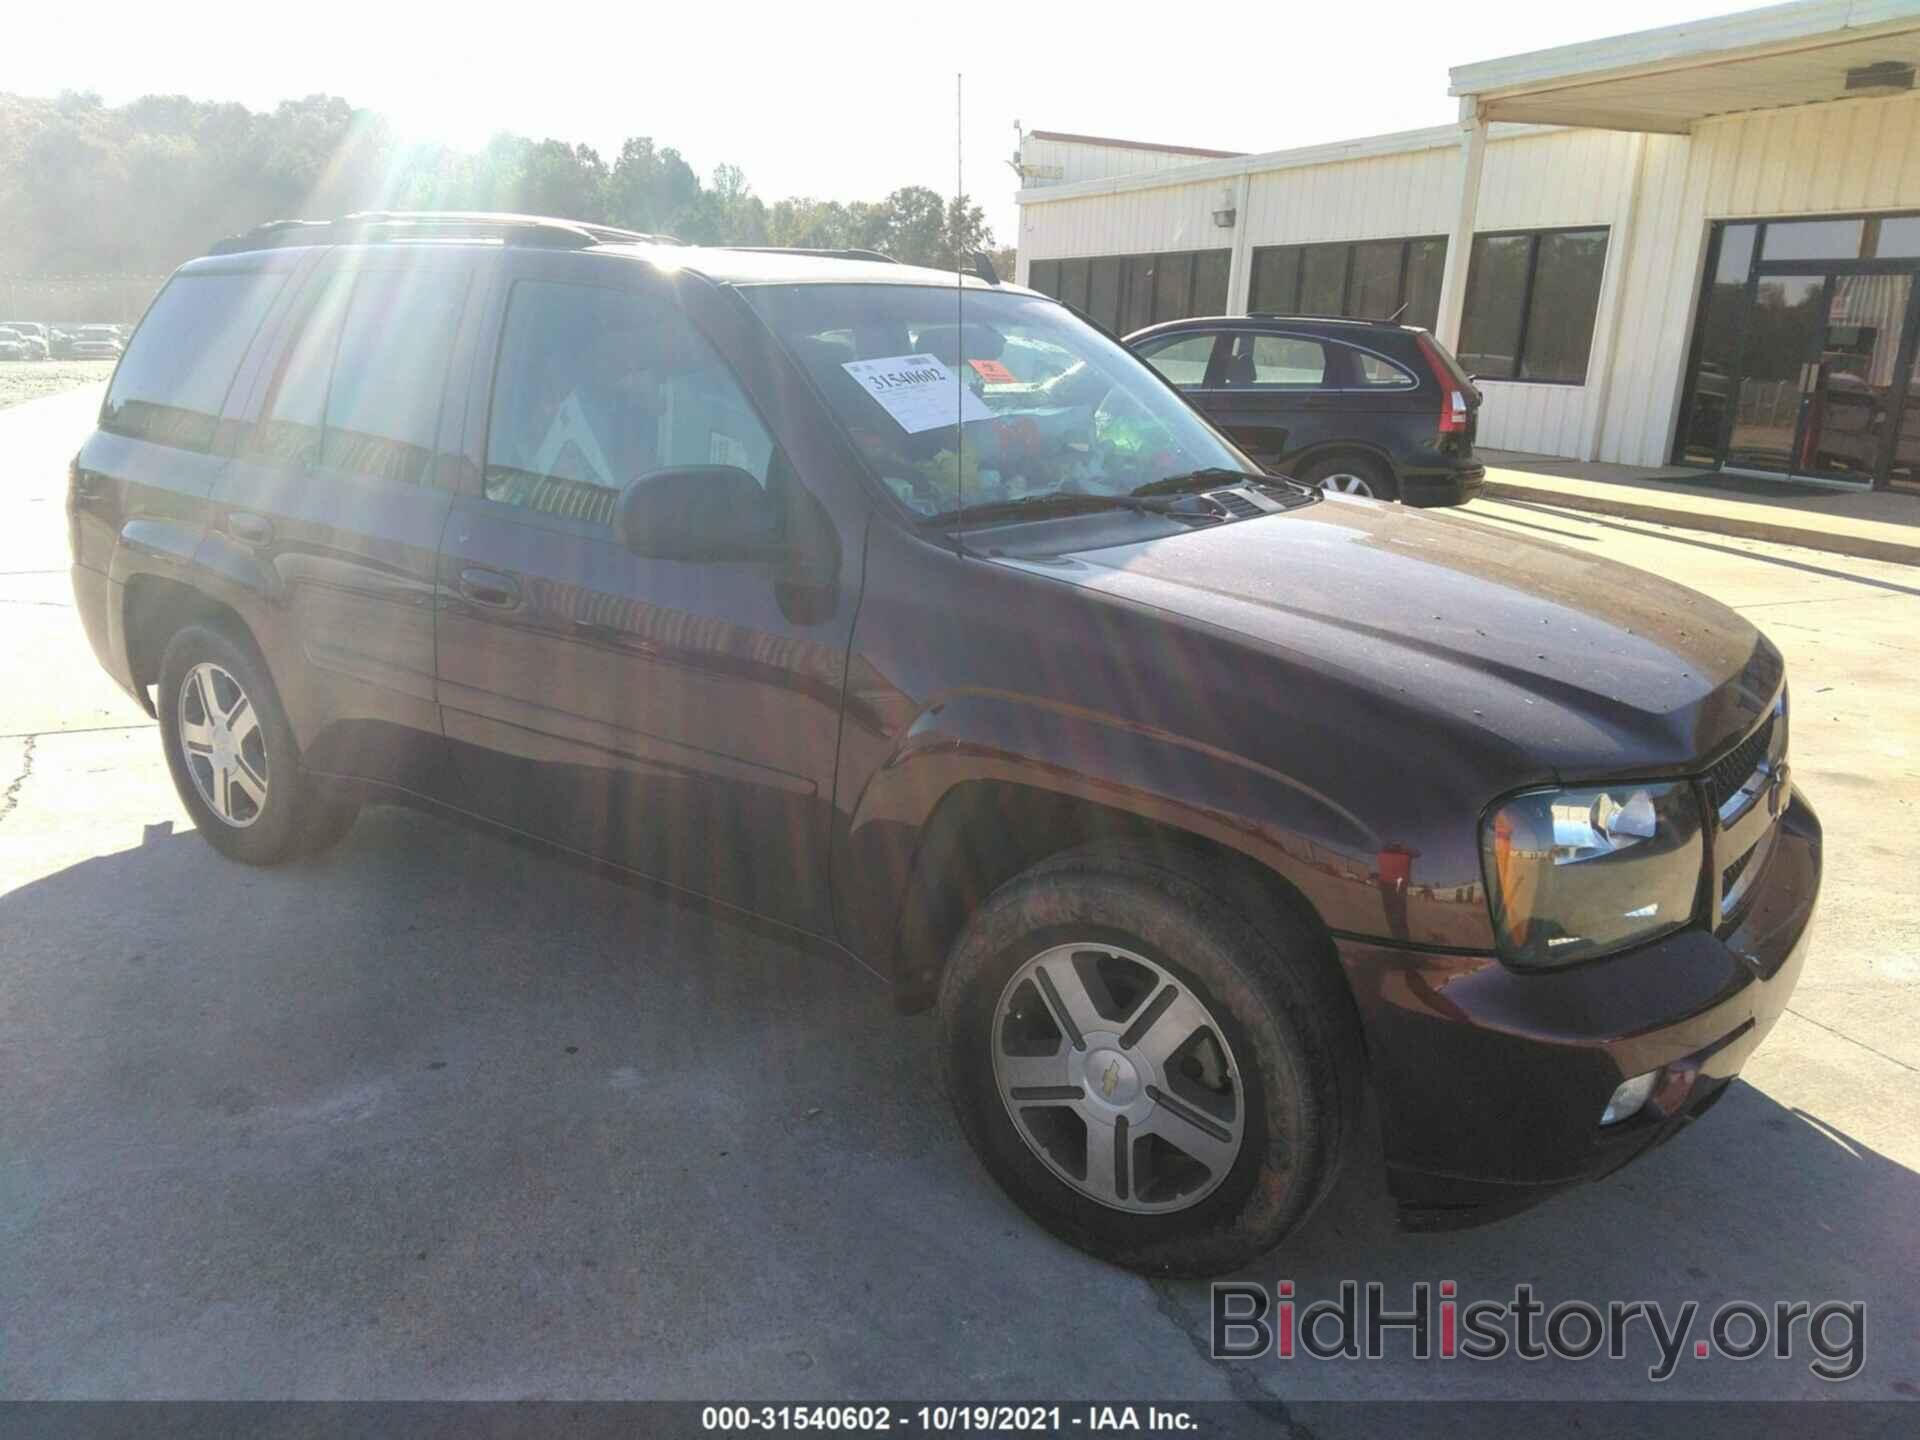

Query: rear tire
[[1299, 452, 1398, 502], [156, 622, 356, 865], [937, 845, 1362, 1276]]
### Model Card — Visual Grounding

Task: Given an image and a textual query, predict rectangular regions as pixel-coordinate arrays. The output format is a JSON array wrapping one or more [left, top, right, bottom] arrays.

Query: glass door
[[1674, 215, 1920, 488], [1801, 272, 1912, 485], [1725, 274, 1827, 475]]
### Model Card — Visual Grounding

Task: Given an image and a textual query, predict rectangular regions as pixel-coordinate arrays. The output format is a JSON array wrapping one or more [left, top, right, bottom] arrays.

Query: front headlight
[[1480, 781, 1705, 967]]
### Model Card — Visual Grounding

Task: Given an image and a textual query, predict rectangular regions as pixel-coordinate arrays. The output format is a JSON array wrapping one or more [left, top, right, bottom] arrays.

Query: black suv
[[71, 212, 1817, 1275], [1127, 314, 1485, 505]]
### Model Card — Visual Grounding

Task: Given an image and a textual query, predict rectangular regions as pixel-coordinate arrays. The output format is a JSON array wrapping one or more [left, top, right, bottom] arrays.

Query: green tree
[[604, 137, 702, 235], [0, 87, 1002, 288]]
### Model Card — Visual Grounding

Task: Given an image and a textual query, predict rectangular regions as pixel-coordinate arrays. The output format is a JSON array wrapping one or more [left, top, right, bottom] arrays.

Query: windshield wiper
[[1131, 467, 1311, 499], [930, 490, 1161, 526]]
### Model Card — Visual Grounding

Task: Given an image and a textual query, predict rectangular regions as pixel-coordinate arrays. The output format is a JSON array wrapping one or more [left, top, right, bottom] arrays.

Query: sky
[[13, 0, 1765, 243]]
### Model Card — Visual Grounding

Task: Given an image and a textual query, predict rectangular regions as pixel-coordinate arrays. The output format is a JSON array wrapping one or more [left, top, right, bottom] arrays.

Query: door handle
[[228, 511, 274, 545], [457, 566, 522, 610]]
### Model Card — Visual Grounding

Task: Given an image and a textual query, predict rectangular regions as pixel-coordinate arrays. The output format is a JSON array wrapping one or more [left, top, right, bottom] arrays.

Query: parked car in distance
[[1127, 314, 1485, 506], [71, 212, 1818, 1276], [0, 327, 29, 362], [1, 321, 51, 360], [70, 324, 126, 359]]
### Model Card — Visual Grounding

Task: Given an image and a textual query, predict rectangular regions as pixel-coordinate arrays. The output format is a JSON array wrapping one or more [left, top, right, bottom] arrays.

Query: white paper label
[[841, 353, 992, 434]]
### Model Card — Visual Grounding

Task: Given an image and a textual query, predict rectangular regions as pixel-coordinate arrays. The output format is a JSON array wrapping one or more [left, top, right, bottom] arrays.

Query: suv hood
[[994, 498, 1782, 780]]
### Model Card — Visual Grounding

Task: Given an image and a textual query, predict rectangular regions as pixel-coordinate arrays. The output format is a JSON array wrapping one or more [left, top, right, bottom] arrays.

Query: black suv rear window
[[102, 271, 286, 452]]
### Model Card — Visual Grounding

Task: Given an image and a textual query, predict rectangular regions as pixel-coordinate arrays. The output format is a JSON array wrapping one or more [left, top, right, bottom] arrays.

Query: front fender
[[838, 686, 1403, 975]]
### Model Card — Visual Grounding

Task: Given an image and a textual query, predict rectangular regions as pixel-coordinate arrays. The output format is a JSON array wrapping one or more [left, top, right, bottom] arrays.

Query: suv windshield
[[744, 284, 1251, 520]]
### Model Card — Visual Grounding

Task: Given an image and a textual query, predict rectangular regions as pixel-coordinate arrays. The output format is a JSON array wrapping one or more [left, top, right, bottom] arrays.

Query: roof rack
[[722, 246, 898, 264], [207, 210, 680, 256], [1244, 312, 1399, 326]]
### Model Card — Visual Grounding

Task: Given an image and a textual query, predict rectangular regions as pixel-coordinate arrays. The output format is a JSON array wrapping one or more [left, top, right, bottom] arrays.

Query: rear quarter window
[[102, 271, 286, 452], [1352, 349, 1417, 387]]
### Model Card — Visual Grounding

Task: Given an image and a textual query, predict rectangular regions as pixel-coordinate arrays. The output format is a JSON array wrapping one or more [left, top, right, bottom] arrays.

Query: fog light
[[1600, 1071, 1658, 1126]]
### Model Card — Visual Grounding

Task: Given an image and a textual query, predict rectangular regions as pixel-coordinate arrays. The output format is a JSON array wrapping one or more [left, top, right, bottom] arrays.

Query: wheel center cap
[[1084, 1047, 1139, 1106]]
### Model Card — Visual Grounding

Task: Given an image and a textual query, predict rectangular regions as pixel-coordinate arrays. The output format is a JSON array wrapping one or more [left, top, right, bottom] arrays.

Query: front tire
[[938, 847, 1361, 1276], [157, 622, 356, 864]]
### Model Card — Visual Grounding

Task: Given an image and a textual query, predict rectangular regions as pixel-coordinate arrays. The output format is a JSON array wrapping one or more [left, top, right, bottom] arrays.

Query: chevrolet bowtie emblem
[[1101, 1059, 1121, 1099]]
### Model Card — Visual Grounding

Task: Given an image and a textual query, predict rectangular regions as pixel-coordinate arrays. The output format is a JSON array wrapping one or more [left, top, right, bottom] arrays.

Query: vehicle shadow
[[3, 805, 1915, 1404], [0, 807, 1223, 1400]]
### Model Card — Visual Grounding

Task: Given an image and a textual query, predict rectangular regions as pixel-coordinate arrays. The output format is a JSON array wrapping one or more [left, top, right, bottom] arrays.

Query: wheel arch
[[883, 776, 1351, 1031], [1289, 441, 1398, 486], [122, 574, 261, 713]]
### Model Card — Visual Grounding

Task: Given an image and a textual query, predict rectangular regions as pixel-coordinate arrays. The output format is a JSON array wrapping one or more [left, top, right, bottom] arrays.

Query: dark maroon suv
[[69, 212, 1820, 1275]]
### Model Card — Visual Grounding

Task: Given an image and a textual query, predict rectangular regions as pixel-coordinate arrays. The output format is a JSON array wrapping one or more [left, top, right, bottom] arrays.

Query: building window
[[1248, 248, 1298, 314], [1458, 226, 1610, 385], [1026, 248, 1232, 332], [1247, 235, 1448, 329], [1060, 258, 1091, 313], [1193, 250, 1231, 316]]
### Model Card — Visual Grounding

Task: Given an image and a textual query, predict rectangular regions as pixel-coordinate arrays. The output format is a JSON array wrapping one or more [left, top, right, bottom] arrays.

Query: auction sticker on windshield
[[842, 354, 991, 433]]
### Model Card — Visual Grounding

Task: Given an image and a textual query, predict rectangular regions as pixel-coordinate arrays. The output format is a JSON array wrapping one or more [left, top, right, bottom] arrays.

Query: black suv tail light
[[1415, 333, 1471, 437]]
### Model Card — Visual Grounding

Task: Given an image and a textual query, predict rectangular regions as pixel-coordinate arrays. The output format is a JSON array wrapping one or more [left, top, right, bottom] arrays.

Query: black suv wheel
[[157, 623, 358, 864], [938, 846, 1362, 1276], [1299, 452, 1397, 501]]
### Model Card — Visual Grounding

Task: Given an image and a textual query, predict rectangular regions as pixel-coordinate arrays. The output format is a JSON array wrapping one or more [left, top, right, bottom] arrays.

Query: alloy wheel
[[177, 661, 269, 828], [1318, 472, 1376, 497], [992, 943, 1246, 1214]]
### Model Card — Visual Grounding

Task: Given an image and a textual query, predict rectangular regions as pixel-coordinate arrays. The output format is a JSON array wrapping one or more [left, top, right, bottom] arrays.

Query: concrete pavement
[[1479, 449, 1920, 566], [2, 386, 1916, 1411]]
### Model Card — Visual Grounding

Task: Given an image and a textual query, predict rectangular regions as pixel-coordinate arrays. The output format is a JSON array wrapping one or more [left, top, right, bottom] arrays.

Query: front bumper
[[1336, 789, 1820, 1228]]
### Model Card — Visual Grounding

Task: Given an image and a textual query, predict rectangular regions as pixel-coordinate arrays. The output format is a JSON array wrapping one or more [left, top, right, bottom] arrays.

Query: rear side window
[[247, 268, 466, 484], [323, 270, 467, 484], [483, 280, 779, 531], [1221, 334, 1328, 387], [102, 271, 286, 452], [1352, 349, 1416, 387]]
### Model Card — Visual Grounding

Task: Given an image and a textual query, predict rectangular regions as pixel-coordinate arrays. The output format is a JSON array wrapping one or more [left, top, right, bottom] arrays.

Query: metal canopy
[[1450, 0, 1920, 133]]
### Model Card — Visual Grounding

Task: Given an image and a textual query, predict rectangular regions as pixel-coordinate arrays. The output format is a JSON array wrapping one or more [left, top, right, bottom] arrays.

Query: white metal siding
[[1600, 90, 1920, 466], [1021, 137, 1237, 187], [1022, 127, 1643, 458], [1453, 130, 1642, 457], [1020, 91, 1920, 466], [1241, 144, 1460, 242], [1018, 179, 1233, 272]]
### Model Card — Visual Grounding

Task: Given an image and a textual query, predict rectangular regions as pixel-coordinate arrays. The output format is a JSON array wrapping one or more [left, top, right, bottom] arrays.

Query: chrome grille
[[1709, 689, 1788, 928], [1720, 825, 1777, 923], [1721, 844, 1755, 894], [1705, 712, 1775, 814]]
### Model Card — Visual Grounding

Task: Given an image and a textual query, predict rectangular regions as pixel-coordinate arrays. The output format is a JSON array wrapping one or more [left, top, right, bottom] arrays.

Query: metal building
[[1015, 0, 1920, 492]]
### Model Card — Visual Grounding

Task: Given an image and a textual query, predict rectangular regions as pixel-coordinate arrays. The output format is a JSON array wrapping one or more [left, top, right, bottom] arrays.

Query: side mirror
[[612, 465, 780, 560]]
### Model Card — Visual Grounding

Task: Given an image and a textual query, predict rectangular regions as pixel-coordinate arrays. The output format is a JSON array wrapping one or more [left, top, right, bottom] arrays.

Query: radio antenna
[[955, 70, 965, 549]]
